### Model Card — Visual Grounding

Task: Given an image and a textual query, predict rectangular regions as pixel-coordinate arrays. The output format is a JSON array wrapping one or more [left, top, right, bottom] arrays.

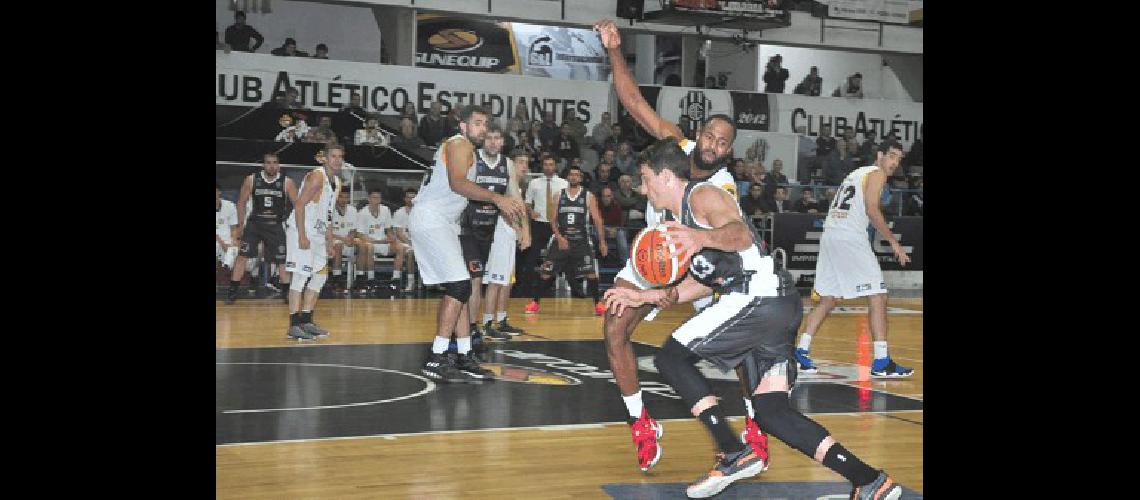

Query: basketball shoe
[[795, 348, 818, 373], [287, 325, 314, 341], [630, 408, 663, 472], [421, 352, 464, 382], [870, 357, 913, 378], [453, 352, 496, 381], [685, 447, 767, 498], [496, 319, 526, 336], [525, 300, 540, 313], [851, 470, 903, 500]]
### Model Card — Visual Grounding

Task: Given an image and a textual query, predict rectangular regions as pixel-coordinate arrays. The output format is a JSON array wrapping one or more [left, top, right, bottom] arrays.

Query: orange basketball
[[631, 224, 690, 287]]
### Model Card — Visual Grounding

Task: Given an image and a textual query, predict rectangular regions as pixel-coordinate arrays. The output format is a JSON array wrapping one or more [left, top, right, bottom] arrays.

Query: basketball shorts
[[484, 219, 517, 286], [812, 233, 887, 299], [240, 222, 287, 262], [408, 211, 468, 286], [284, 223, 328, 277], [217, 241, 238, 268], [460, 230, 495, 279], [670, 290, 802, 374], [543, 236, 595, 279]]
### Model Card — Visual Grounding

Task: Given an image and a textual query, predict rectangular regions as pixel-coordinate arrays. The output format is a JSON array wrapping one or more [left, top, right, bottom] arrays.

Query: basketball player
[[481, 148, 533, 339], [229, 153, 298, 304], [795, 141, 914, 377], [595, 18, 769, 472], [459, 124, 529, 347], [390, 188, 417, 292], [355, 189, 407, 293], [216, 182, 239, 270], [605, 139, 902, 499], [409, 105, 527, 382], [283, 144, 344, 341], [530, 165, 608, 314], [330, 189, 358, 293]]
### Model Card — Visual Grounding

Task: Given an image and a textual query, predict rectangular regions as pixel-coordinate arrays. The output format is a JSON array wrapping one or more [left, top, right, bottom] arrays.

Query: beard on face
[[692, 146, 730, 171]]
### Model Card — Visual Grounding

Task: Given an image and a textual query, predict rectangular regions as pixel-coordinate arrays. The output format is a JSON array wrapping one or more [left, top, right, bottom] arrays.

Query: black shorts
[[460, 231, 495, 278], [240, 222, 287, 262], [542, 237, 596, 279], [671, 291, 802, 376]]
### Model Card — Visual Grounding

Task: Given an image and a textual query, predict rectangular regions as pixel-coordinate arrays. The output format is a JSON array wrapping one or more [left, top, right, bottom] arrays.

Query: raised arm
[[595, 19, 684, 142]]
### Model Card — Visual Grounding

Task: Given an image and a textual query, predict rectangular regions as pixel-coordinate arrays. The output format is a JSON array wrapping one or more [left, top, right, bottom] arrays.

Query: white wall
[[216, 0, 384, 63], [704, 41, 759, 92], [755, 44, 894, 100]]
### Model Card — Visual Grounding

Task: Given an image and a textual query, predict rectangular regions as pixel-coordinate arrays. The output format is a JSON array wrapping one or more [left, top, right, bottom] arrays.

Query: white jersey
[[645, 138, 737, 226], [823, 165, 878, 239], [682, 180, 778, 297], [331, 204, 357, 238], [411, 134, 473, 225], [216, 200, 238, 243], [356, 204, 393, 241], [391, 206, 411, 229], [287, 166, 341, 236]]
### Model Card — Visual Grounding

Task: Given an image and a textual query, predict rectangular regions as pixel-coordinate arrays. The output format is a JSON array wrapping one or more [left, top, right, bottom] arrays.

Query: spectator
[[763, 54, 790, 93], [598, 186, 630, 264], [859, 132, 878, 166], [593, 161, 621, 194], [271, 37, 309, 57], [313, 43, 329, 59], [600, 148, 617, 170], [392, 116, 426, 149], [591, 111, 614, 155], [614, 141, 637, 176], [564, 112, 588, 146], [224, 11, 264, 53], [215, 31, 231, 53], [555, 124, 580, 163], [832, 72, 864, 98], [508, 102, 530, 141], [837, 129, 857, 161], [282, 87, 305, 110], [794, 66, 822, 96], [538, 112, 561, 152], [741, 184, 770, 216], [818, 187, 838, 210], [274, 113, 307, 143], [418, 101, 448, 147], [445, 105, 461, 137], [615, 174, 646, 226], [516, 130, 540, 171], [704, 76, 719, 89], [342, 93, 367, 118], [795, 125, 817, 183], [730, 159, 752, 200], [603, 124, 624, 153], [355, 115, 389, 147], [401, 103, 417, 120], [770, 186, 792, 214], [904, 124, 923, 180], [816, 124, 843, 185], [305, 116, 336, 143], [794, 188, 821, 213], [768, 159, 789, 186], [905, 179, 923, 216]]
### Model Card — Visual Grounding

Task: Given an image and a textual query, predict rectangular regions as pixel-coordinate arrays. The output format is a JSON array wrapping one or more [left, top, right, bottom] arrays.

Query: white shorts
[[484, 219, 517, 286], [408, 213, 468, 285], [284, 224, 328, 277], [813, 233, 887, 299], [216, 241, 238, 268], [331, 239, 355, 258]]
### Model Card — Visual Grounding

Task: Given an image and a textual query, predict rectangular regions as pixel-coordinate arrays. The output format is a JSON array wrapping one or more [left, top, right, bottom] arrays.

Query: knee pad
[[306, 271, 328, 291], [443, 279, 472, 303], [751, 392, 829, 457], [290, 277, 308, 293], [654, 338, 712, 409]]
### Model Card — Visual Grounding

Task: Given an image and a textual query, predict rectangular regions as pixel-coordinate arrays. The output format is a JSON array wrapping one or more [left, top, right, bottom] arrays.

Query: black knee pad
[[739, 353, 798, 395], [443, 279, 472, 303], [751, 392, 830, 457], [654, 338, 712, 409]]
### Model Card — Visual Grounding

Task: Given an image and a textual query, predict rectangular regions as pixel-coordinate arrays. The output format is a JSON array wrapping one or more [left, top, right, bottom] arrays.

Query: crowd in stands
[[219, 11, 332, 61]]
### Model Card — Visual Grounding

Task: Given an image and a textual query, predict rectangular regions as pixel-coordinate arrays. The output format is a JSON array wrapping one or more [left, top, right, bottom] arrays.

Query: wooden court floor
[[216, 296, 923, 498]]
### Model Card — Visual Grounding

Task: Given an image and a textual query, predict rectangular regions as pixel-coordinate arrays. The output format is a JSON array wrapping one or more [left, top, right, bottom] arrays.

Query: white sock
[[367, 270, 375, 280], [873, 341, 889, 360], [743, 397, 754, 418], [797, 333, 813, 351], [622, 391, 644, 419], [497, 311, 508, 322], [457, 336, 472, 355], [393, 270, 402, 278], [483, 313, 494, 324], [431, 336, 451, 354]]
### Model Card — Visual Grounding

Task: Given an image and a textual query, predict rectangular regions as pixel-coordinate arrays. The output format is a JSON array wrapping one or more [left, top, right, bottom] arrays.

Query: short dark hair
[[263, 152, 278, 161], [703, 114, 737, 142], [567, 166, 582, 175], [485, 121, 503, 135], [404, 188, 418, 196], [316, 43, 328, 51], [540, 152, 556, 164], [368, 188, 382, 196], [644, 138, 690, 178], [509, 147, 530, 158], [235, 10, 246, 18], [325, 143, 346, 154], [877, 140, 903, 154], [458, 104, 490, 123]]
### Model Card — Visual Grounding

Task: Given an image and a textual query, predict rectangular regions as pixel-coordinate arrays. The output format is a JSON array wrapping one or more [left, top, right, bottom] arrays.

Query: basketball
[[631, 224, 689, 287]]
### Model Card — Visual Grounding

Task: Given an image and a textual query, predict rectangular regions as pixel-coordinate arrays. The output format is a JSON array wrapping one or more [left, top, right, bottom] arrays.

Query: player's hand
[[603, 287, 648, 317], [518, 232, 532, 251], [235, 225, 245, 237], [598, 239, 608, 257], [661, 220, 706, 263], [492, 194, 527, 227], [299, 234, 310, 250], [891, 241, 910, 266], [557, 235, 570, 250], [594, 19, 621, 50]]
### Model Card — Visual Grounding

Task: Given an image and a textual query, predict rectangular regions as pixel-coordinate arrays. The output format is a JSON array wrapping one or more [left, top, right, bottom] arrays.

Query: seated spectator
[[815, 125, 843, 185], [274, 113, 307, 143], [401, 103, 417, 120], [859, 132, 878, 167], [555, 124, 580, 164], [224, 11, 263, 53], [445, 106, 462, 137], [837, 129, 857, 161], [615, 174, 646, 225], [538, 112, 561, 152], [906, 179, 923, 216], [770, 186, 792, 214], [593, 161, 621, 194], [741, 184, 770, 217], [355, 115, 389, 147], [794, 188, 821, 213], [768, 159, 789, 186], [283, 87, 305, 110], [313, 43, 329, 59], [305, 116, 336, 143], [564, 112, 588, 146], [597, 186, 630, 264], [603, 124, 623, 153], [793, 66, 822, 96], [271, 37, 309, 57], [730, 159, 752, 200], [508, 102, 530, 141], [614, 141, 637, 176], [342, 92, 367, 119], [818, 187, 838, 211], [795, 125, 817, 183], [418, 101, 448, 147], [832, 72, 864, 98], [591, 112, 613, 155], [392, 117, 426, 149]]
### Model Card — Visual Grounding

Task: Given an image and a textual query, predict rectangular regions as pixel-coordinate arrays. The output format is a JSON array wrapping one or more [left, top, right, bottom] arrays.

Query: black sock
[[229, 280, 240, 292], [289, 313, 300, 326], [300, 310, 312, 324], [698, 405, 745, 454], [587, 278, 599, 302], [821, 443, 879, 486]]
